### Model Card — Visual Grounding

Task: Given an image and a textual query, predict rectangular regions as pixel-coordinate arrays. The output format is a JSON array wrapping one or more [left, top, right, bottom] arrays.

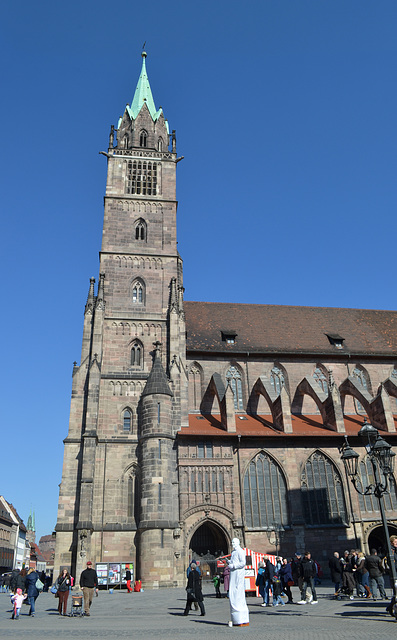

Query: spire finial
[[142, 41, 147, 58]]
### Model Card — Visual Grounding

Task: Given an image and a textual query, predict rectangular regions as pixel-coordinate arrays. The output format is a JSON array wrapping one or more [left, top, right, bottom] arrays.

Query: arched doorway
[[188, 522, 229, 580], [368, 525, 397, 556]]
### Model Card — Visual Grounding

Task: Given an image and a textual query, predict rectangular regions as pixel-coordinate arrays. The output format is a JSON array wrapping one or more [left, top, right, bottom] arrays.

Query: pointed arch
[[189, 362, 203, 411], [301, 450, 347, 525], [269, 363, 288, 396], [352, 365, 371, 413], [225, 364, 244, 411], [139, 129, 148, 147], [130, 340, 143, 368], [131, 278, 145, 305], [122, 407, 133, 433], [313, 364, 329, 393], [134, 218, 147, 241], [123, 463, 141, 526], [243, 450, 289, 528]]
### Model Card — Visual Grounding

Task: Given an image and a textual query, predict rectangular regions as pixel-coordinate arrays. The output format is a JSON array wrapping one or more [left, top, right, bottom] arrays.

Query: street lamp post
[[340, 419, 397, 611]]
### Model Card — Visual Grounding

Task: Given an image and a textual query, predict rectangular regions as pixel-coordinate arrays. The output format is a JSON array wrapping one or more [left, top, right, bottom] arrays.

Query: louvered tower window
[[126, 161, 157, 195]]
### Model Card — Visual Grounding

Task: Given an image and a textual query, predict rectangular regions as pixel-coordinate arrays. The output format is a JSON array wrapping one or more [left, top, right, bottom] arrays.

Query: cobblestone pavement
[[1, 582, 396, 639]]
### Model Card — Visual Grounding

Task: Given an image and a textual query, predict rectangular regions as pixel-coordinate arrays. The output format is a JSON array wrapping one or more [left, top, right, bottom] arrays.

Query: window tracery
[[301, 451, 347, 525], [243, 452, 289, 528]]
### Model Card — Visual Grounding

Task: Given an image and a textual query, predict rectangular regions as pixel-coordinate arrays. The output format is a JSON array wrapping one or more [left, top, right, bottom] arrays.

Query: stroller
[[70, 593, 83, 616]]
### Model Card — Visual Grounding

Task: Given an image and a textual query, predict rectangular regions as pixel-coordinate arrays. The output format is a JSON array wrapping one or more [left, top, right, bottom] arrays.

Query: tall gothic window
[[127, 473, 139, 525], [135, 219, 146, 241], [189, 365, 201, 411], [243, 452, 289, 528], [301, 451, 347, 525], [226, 366, 243, 411], [131, 341, 142, 366], [126, 161, 157, 195], [358, 458, 397, 512], [313, 366, 328, 393], [352, 366, 368, 413], [123, 409, 132, 433], [139, 130, 147, 147], [132, 281, 144, 304], [270, 366, 284, 395]]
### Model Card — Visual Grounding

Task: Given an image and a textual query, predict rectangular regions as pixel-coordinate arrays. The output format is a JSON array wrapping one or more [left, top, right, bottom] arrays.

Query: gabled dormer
[[116, 51, 170, 152]]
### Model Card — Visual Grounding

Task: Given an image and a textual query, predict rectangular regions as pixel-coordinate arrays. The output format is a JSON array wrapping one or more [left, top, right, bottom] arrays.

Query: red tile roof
[[184, 301, 397, 356], [179, 414, 397, 438]]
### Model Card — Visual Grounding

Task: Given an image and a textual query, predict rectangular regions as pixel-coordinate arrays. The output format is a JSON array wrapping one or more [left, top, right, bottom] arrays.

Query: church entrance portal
[[189, 522, 229, 580], [368, 525, 397, 556]]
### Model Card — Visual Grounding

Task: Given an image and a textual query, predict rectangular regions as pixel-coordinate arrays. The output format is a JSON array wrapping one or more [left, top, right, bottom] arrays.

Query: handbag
[[36, 578, 44, 591], [50, 585, 58, 594]]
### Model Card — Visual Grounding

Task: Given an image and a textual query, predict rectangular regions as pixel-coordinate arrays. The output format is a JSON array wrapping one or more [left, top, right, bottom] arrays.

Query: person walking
[[11, 588, 27, 619], [79, 561, 98, 616], [356, 552, 371, 598], [55, 568, 71, 616], [125, 568, 133, 593], [183, 562, 205, 616], [297, 552, 318, 604], [365, 549, 387, 601], [280, 558, 294, 604], [262, 555, 276, 607], [25, 567, 40, 617]]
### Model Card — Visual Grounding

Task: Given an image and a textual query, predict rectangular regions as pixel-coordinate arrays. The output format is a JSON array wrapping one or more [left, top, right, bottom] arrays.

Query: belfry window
[[126, 161, 157, 195], [139, 130, 147, 147]]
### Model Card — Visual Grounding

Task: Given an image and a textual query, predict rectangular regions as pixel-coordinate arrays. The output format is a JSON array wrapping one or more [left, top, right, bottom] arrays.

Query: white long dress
[[228, 545, 249, 625]]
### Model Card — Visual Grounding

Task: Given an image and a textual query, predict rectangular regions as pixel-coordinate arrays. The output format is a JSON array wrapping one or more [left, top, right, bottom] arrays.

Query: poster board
[[96, 562, 134, 589]]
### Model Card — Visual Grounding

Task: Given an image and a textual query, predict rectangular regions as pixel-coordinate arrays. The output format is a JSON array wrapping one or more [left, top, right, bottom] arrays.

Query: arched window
[[358, 458, 397, 512], [301, 451, 347, 525], [270, 366, 284, 395], [135, 219, 146, 241], [313, 366, 328, 393], [189, 364, 202, 411], [131, 341, 142, 366], [158, 137, 163, 151], [132, 281, 144, 304], [123, 409, 132, 433], [139, 130, 147, 147], [226, 366, 243, 410], [243, 452, 289, 528], [127, 473, 139, 525], [352, 366, 368, 413]]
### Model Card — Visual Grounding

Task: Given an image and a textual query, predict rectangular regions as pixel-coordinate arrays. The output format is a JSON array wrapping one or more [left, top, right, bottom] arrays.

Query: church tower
[[54, 51, 186, 586]]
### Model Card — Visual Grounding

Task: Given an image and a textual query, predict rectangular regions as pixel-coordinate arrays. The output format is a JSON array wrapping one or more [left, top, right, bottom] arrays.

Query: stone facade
[[54, 52, 397, 587]]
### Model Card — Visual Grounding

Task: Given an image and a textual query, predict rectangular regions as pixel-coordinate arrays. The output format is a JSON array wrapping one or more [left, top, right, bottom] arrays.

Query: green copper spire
[[128, 51, 163, 122]]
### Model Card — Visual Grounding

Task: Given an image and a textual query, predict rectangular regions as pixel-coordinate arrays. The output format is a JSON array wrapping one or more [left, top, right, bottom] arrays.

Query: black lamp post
[[340, 419, 397, 607]]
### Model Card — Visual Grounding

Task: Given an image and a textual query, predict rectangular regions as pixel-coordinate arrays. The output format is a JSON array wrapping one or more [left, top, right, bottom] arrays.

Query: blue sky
[[1, 0, 396, 542]]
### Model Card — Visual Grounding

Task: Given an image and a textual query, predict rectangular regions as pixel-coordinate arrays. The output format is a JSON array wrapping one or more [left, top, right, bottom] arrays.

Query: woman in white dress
[[227, 538, 249, 626]]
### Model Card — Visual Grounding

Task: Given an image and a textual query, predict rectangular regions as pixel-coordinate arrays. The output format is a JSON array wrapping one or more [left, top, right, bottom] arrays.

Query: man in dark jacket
[[79, 561, 98, 616], [329, 552, 342, 596], [298, 552, 318, 604], [365, 549, 387, 601], [183, 562, 205, 616]]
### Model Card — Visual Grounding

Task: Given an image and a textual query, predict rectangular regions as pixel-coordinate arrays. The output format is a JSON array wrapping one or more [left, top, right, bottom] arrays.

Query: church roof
[[180, 413, 397, 437], [141, 346, 173, 398], [184, 301, 397, 356], [127, 51, 164, 122]]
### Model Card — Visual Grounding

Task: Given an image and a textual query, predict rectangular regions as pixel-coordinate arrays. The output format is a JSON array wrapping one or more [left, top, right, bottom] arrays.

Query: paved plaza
[[1, 582, 396, 639]]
